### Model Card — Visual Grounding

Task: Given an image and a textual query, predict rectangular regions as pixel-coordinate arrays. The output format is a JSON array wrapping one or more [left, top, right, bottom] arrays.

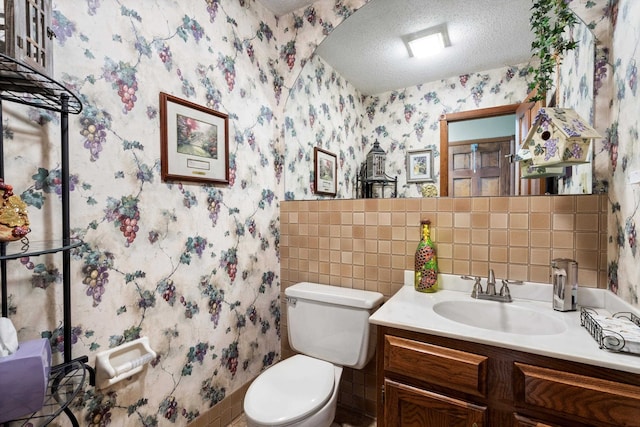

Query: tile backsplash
[[280, 194, 608, 416]]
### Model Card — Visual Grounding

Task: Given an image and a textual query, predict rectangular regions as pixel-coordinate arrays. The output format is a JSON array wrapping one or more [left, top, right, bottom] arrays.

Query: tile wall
[[280, 194, 608, 417]]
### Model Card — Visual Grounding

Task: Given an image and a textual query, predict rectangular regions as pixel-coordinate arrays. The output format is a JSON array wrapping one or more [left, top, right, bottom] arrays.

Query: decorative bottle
[[414, 219, 438, 293]]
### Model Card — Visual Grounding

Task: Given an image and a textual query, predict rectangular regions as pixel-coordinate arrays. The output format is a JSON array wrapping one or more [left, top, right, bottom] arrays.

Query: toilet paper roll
[[0, 317, 19, 357]]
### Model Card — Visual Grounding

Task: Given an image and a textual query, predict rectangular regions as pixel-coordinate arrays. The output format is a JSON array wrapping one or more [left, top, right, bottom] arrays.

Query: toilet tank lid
[[285, 282, 384, 309]]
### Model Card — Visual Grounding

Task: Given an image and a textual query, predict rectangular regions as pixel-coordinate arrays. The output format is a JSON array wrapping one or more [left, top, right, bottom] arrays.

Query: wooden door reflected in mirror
[[449, 136, 514, 197], [440, 103, 548, 197]]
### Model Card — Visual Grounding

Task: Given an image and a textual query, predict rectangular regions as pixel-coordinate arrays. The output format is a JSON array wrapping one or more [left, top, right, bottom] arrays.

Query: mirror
[[440, 15, 597, 198], [283, 0, 598, 200]]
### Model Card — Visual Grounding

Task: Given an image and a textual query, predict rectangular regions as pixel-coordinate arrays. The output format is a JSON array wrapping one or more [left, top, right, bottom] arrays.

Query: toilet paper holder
[[95, 336, 156, 389]]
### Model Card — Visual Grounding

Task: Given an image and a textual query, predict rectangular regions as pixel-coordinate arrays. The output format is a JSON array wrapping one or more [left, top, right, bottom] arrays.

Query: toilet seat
[[244, 354, 335, 426]]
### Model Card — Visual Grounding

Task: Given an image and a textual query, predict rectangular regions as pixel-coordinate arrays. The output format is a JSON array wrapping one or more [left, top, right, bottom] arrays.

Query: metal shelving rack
[[0, 53, 91, 427]]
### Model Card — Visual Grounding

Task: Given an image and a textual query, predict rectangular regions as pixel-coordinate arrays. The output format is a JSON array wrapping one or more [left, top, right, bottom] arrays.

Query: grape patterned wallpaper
[[1, 0, 366, 425], [0, 0, 638, 426]]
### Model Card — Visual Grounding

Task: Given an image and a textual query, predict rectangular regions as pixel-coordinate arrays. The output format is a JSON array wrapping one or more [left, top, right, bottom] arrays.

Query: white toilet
[[243, 282, 384, 427]]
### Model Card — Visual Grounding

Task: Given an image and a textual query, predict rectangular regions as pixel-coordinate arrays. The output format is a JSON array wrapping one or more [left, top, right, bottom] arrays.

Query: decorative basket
[[0, 179, 30, 242], [581, 307, 640, 355]]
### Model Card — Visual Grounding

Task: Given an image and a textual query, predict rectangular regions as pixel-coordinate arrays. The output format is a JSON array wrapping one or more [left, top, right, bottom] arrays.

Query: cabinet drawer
[[384, 379, 487, 427], [384, 335, 487, 397], [514, 362, 640, 426]]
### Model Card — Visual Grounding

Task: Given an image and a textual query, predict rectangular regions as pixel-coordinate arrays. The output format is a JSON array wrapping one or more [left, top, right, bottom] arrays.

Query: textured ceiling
[[259, 0, 535, 95]]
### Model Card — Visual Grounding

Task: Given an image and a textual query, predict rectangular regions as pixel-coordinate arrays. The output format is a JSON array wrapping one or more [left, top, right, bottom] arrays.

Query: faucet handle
[[461, 275, 483, 298], [499, 279, 512, 300], [499, 279, 522, 302]]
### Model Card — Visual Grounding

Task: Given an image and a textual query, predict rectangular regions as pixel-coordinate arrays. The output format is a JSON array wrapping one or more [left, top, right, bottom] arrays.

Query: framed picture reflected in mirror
[[314, 147, 337, 196], [407, 149, 434, 183]]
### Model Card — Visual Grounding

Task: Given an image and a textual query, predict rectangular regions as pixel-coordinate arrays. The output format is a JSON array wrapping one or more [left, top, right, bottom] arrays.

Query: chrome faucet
[[486, 269, 496, 296], [462, 269, 523, 303]]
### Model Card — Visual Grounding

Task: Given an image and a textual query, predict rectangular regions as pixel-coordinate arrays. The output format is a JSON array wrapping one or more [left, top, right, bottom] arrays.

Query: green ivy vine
[[527, 0, 578, 102]]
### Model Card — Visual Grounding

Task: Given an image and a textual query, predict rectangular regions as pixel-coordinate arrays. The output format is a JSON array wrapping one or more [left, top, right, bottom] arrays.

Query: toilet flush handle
[[286, 296, 297, 307]]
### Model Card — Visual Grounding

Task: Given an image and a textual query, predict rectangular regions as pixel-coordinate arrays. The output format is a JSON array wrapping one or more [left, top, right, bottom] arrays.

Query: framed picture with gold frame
[[160, 92, 229, 184]]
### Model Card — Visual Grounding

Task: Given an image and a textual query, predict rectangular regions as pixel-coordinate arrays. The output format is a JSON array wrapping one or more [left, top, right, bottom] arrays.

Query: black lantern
[[0, 0, 54, 77], [366, 140, 386, 181]]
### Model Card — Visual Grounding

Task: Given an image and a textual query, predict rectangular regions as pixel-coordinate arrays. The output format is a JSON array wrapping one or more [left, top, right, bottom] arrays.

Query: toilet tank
[[285, 282, 384, 369]]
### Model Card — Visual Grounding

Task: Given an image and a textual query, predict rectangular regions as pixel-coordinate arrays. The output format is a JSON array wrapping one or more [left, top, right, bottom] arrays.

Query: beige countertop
[[369, 272, 640, 374]]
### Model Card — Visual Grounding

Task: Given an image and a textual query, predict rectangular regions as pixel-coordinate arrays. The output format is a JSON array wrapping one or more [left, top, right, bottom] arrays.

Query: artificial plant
[[527, 0, 578, 102]]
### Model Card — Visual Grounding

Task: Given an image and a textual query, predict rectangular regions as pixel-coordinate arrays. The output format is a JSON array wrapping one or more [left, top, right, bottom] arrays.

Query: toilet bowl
[[243, 282, 383, 427], [244, 354, 343, 427]]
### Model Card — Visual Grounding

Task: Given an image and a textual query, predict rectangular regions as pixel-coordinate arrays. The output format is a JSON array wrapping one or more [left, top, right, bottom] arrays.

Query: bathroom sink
[[432, 300, 567, 335]]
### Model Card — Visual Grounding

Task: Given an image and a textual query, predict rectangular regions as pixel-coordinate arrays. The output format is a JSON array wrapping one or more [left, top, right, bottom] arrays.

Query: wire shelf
[[0, 53, 82, 114], [7, 358, 89, 426], [0, 239, 83, 260], [581, 306, 640, 355]]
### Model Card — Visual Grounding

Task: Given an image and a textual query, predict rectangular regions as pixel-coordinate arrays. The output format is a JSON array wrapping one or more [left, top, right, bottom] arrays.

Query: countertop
[[369, 272, 640, 374]]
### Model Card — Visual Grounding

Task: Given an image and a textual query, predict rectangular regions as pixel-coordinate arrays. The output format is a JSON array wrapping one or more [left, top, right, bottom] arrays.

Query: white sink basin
[[433, 300, 567, 335]]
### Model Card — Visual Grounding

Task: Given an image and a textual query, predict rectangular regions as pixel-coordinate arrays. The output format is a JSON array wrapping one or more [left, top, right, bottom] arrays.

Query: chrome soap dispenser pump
[[551, 258, 578, 311]]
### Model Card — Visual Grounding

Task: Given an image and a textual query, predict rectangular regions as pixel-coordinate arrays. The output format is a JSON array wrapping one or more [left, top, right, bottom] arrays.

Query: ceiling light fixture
[[403, 24, 450, 58]]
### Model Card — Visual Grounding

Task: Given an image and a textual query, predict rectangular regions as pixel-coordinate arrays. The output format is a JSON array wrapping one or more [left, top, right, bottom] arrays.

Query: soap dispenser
[[551, 258, 578, 311]]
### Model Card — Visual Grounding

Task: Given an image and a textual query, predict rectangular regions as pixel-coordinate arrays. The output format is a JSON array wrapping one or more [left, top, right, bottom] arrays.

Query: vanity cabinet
[[376, 326, 640, 427]]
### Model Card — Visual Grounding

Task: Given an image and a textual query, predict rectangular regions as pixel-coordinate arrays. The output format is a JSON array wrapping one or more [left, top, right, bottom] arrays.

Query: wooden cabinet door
[[448, 136, 513, 197], [384, 379, 487, 427], [514, 362, 640, 426]]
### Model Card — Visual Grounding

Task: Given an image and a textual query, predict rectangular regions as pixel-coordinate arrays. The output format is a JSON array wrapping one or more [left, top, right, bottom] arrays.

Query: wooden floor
[[229, 405, 376, 427]]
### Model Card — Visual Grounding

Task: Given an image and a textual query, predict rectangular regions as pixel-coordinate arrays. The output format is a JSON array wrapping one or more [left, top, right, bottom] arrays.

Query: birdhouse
[[524, 108, 600, 167], [0, 0, 54, 77], [519, 159, 565, 179]]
